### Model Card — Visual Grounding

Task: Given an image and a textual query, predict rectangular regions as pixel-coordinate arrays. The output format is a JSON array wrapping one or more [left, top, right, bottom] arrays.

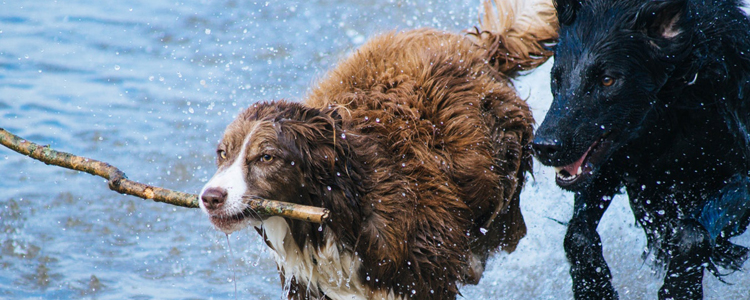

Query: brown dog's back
[[200, 1, 557, 299], [301, 2, 556, 295]]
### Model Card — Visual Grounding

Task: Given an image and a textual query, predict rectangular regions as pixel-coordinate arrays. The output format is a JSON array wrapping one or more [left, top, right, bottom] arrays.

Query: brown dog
[[199, 1, 557, 299]]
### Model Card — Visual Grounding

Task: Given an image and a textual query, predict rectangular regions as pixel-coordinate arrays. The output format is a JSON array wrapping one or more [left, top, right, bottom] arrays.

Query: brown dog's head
[[199, 101, 359, 234]]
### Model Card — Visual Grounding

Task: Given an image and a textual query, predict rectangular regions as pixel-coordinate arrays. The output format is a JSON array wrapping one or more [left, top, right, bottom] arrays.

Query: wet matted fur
[[198, 0, 557, 299], [533, 0, 750, 299]]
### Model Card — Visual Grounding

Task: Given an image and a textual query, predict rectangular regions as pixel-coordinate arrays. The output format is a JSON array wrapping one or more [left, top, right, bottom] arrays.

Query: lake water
[[1, 0, 748, 299]]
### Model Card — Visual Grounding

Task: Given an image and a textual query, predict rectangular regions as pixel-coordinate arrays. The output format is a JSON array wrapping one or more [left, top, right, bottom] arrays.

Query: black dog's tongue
[[555, 138, 604, 180], [557, 151, 586, 177]]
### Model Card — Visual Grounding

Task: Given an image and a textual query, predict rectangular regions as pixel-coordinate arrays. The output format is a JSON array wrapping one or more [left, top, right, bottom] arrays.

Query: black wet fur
[[533, 0, 750, 299]]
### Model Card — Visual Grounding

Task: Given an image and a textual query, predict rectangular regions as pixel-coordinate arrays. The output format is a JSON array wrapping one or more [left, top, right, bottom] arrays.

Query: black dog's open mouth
[[555, 132, 613, 187]]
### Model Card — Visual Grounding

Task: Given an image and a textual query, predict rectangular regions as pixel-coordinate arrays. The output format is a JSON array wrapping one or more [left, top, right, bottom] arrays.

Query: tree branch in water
[[0, 128, 329, 224]]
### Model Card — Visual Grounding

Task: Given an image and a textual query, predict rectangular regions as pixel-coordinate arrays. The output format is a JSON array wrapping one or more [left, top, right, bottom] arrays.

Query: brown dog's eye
[[218, 150, 227, 160], [259, 154, 274, 162], [601, 76, 615, 87]]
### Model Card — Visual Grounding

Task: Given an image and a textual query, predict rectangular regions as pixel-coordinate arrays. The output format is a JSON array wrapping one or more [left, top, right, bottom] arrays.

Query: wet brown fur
[[213, 1, 557, 299]]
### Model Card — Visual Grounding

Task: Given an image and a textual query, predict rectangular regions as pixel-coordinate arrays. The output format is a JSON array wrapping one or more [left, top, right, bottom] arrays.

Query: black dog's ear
[[636, 0, 687, 40], [554, 0, 581, 25]]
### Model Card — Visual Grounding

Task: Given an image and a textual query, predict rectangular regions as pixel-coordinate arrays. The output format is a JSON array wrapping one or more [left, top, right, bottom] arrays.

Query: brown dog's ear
[[276, 106, 364, 242], [554, 0, 582, 25], [275, 105, 355, 192], [637, 0, 687, 40]]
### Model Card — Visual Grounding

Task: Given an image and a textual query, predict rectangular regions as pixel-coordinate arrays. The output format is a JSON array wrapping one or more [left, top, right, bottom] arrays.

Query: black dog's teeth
[[554, 165, 583, 179], [555, 168, 580, 181]]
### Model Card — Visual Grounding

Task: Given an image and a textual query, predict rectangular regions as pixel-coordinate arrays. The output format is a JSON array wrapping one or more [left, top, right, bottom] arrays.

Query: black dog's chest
[[622, 152, 742, 241], [618, 121, 743, 222], [626, 180, 705, 223]]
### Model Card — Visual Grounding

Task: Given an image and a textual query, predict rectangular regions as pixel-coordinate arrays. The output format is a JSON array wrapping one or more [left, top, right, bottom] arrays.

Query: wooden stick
[[0, 128, 329, 224]]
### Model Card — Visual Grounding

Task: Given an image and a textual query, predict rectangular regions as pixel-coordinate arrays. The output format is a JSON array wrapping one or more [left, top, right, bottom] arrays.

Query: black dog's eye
[[217, 150, 227, 160], [601, 76, 615, 87], [259, 154, 274, 162]]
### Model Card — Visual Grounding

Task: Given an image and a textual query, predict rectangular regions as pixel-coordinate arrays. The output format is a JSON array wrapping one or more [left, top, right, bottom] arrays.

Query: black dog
[[533, 0, 750, 299]]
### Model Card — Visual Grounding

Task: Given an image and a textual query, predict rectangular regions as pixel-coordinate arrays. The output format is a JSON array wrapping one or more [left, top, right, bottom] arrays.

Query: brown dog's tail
[[468, 0, 558, 77]]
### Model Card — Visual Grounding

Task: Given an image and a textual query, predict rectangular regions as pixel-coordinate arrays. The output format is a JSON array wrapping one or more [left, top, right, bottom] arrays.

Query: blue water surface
[[2, 1, 749, 299], [0, 1, 482, 299]]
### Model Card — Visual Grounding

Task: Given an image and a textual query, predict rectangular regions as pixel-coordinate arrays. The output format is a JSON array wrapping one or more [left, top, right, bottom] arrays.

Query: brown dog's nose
[[201, 187, 228, 210]]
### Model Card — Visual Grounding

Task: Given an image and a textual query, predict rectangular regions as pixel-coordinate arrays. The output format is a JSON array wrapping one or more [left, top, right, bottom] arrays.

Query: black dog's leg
[[658, 219, 710, 300], [565, 192, 618, 300], [699, 174, 750, 270]]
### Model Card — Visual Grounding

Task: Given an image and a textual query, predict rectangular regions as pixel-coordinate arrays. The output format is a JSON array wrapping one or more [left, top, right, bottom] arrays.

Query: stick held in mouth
[[0, 127, 328, 224]]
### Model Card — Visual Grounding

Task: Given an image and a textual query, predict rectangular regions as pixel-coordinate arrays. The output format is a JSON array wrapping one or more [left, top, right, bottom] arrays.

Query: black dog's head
[[533, 0, 691, 190]]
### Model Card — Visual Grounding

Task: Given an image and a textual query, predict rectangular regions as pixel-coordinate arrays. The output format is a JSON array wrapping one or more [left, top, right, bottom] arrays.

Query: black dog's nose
[[201, 187, 228, 210], [531, 137, 563, 163]]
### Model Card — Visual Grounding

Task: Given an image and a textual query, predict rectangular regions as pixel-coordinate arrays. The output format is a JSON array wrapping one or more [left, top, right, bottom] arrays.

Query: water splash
[[225, 234, 238, 300]]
